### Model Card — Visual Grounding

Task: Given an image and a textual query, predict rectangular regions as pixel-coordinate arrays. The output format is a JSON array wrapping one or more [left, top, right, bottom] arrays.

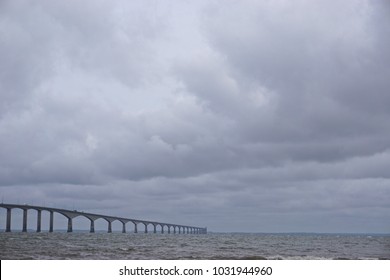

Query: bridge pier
[[37, 210, 41, 232], [67, 217, 73, 232], [168, 226, 171, 234], [122, 222, 126, 233], [144, 223, 148, 233], [108, 221, 112, 233], [49, 211, 54, 232], [22, 209, 28, 232], [161, 225, 164, 234], [90, 220, 95, 233], [133, 223, 138, 233], [153, 224, 157, 234], [6, 208, 11, 232]]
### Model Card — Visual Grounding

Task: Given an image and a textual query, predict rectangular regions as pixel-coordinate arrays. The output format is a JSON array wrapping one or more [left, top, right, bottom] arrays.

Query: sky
[[0, 0, 389, 233]]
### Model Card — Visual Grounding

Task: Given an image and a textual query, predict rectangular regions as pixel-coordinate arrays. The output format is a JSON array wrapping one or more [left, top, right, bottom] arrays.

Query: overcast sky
[[0, 0, 389, 233]]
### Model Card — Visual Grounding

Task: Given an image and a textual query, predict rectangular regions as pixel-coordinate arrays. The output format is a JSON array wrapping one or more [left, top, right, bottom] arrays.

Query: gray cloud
[[0, 0, 389, 233]]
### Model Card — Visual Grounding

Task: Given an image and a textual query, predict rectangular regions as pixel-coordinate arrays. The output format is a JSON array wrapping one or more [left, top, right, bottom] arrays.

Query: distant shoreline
[[1, 229, 389, 236]]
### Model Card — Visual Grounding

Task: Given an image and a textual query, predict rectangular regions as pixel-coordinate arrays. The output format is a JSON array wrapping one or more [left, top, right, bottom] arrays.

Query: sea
[[0, 232, 389, 260]]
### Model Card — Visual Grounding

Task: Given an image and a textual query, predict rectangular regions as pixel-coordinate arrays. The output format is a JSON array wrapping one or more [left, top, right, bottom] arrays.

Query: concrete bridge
[[0, 203, 207, 234]]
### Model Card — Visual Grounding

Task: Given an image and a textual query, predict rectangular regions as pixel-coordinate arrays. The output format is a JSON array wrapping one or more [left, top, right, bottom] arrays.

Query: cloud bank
[[1, 0, 389, 233]]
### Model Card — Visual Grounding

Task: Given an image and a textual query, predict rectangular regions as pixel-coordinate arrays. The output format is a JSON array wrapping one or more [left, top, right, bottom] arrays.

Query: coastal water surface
[[1, 232, 389, 260]]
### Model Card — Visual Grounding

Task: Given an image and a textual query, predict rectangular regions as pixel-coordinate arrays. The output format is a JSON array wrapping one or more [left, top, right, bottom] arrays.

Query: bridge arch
[[110, 219, 124, 233], [71, 215, 93, 232], [50, 211, 68, 232], [92, 217, 109, 232], [37, 210, 51, 232], [151, 223, 157, 233], [26, 209, 38, 232], [141, 222, 150, 233], [158, 223, 165, 233], [130, 220, 139, 233], [55, 211, 81, 232], [6, 207, 23, 232]]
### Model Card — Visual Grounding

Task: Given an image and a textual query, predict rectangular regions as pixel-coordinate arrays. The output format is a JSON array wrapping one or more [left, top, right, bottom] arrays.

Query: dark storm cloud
[[0, 0, 389, 232]]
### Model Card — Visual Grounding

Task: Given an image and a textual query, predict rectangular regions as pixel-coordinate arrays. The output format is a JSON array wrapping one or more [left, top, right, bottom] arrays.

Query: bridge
[[0, 203, 207, 234]]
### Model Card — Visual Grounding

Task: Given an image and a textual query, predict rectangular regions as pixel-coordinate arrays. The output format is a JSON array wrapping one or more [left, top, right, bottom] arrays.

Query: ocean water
[[0, 232, 389, 260]]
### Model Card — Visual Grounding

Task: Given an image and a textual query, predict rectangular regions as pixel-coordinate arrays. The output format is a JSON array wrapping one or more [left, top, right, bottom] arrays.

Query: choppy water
[[0, 232, 389, 260]]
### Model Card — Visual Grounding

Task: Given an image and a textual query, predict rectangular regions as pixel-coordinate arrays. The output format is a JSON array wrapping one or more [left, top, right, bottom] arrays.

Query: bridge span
[[0, 203, 207, 234]]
